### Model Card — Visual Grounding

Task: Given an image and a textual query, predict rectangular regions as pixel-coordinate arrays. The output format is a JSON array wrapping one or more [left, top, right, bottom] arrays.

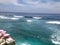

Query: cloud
[[0, 0, 17, 4], [52, 0, 60, 2], [0, 0, 60, 13]]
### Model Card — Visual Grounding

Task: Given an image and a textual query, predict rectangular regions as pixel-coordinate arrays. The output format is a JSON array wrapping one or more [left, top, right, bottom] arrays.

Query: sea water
[[0, 14, 60, 45]]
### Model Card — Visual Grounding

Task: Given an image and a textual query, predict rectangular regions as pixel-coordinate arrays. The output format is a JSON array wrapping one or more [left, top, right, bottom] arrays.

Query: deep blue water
[[0, 14, 60, 45]]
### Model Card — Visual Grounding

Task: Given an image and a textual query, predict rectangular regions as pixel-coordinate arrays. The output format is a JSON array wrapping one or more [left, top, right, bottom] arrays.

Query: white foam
[[0, 16, 9, 19], [0, 16, 20, 20], [20, 43, 30, 45], [46, 21, 60, 24], [14, 15, 24, 18], [51, 34, 60, 45], [51, 39, 60, 44], [26, 20, 32, 22], [33, 17, 42, 19], [10, 18, 20, 20]]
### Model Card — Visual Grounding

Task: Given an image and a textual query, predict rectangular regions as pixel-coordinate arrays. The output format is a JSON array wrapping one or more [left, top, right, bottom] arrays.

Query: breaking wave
[[13, 15, 24, 18], [51, 30, 60, 45], [33, 17, 42, 19], [46, 21, 60, 24], [0, 16, 20, 20]]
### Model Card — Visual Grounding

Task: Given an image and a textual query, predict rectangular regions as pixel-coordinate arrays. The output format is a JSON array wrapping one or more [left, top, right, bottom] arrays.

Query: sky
[[0, 0, 60, 13]]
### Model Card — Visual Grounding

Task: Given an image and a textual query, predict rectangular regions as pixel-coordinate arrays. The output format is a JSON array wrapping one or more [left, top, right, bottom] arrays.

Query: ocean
[[0, 13, 60, 45]]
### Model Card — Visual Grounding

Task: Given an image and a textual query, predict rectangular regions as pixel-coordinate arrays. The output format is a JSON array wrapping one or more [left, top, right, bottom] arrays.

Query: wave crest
[[46, 21, 60, 24], [33, 17, 42, 19], [0, 16, 20, 20]]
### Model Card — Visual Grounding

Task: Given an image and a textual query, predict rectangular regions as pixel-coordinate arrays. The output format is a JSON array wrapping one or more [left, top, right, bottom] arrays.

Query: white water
[[33, 17, 42, 19], [51, 29, 60, 45], [46, 21, 60, 24], [0, 16, 20, 20]]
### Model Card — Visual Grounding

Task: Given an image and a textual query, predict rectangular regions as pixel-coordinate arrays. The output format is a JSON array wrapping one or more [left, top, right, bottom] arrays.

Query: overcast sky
[[0, 0, 60, 13]]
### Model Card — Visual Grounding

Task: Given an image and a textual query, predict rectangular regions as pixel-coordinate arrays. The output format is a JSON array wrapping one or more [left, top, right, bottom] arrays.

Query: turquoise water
[[0, 16, 59, 45]]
